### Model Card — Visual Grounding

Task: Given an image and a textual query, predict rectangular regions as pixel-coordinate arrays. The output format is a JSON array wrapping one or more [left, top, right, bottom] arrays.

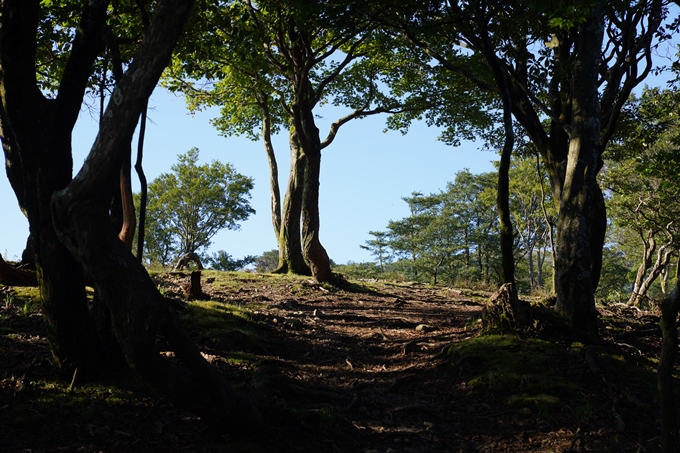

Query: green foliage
[[596, 245, 634, 304], [254, 250, 280, 273], [208, 251, 256, 271], [332, 261, 389, 280], [365, 169, 500, 286], [142, 148, 254, 265], [507, 153, 556, 293], [360, 231, 391, 271], [602, 87, 680, 304]]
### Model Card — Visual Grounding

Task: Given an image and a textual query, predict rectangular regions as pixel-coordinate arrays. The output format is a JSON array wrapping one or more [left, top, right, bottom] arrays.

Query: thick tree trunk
[[50, 0, 261, 430], [0, 0, 108, 372], [554, 4, 604, 333], [658, 282, 680, 452], [299, 114, 334, 283], [274, 128, 311, 275], [183, 271, 208, 301]]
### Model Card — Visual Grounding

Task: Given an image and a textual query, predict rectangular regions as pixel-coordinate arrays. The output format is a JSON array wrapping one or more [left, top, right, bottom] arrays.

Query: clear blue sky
[[0, 86, 498, 264]]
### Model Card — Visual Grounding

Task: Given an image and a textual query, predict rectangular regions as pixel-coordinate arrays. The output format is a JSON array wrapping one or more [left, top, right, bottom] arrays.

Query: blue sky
[[0, 86, 497, 264]]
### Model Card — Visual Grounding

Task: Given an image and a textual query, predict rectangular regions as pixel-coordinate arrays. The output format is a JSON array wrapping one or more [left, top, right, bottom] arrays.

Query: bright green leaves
[[142, 147, 255, 265]]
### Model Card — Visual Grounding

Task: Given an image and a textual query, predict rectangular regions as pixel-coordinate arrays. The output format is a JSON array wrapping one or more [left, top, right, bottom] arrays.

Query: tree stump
[[482, 283, 531, 329], [182, 270, 208, 301]]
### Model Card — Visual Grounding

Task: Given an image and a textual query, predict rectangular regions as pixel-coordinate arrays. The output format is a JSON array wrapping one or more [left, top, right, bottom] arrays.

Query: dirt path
[[1, 274, 664, 452], [241, 280, 484, 453]]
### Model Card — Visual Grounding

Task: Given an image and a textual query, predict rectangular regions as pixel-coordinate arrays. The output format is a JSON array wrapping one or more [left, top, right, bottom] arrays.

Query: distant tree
[[208, 251, 256, 271], [508, 153, 556, 293], [144, 148, 254, 264], [382, 170, 499, 286], [254, 250, 280, 273], [360, 231, 392, 272]]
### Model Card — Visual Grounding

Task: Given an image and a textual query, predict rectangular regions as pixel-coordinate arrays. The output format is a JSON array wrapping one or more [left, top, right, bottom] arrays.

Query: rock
[[415, 324, 434, 332]]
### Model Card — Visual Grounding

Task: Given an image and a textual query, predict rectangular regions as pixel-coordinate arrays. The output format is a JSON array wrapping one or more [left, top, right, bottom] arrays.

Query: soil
[[0, 273, 669, 452]]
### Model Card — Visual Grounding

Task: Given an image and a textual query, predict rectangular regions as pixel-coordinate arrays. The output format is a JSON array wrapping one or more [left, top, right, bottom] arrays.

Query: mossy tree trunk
[[274, 127, 311, 276], [0, 0, 108, 373], [658, 280, 680, 452], [50, 0, 261, 429], [553, 5, 604, 333], [293, 80, 333, 284]]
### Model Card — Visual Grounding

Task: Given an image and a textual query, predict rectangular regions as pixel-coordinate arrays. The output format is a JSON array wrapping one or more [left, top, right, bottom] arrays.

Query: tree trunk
[[481, 28, 530, 325], [537, 156, 556, 293], [135, 102, 149, 262], [554, 4, 604, 333], [118, 161, 136, 250], [298, 113, 334, 283], [260, 97, 282, 241], [658, 282, 680, 452], [274, 127, 311, 275], [50, 0, 261, 430], [628, 231, 656, 306], [0, 0, 108, 373], [536, 244, 545, 289], [21, 234, 36, 269], [183, 270, 208, 301], [630, 243, 673, 307]]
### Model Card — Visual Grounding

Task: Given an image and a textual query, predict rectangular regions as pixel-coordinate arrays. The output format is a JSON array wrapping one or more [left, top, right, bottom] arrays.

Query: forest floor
[[0, 271, 671, 452]]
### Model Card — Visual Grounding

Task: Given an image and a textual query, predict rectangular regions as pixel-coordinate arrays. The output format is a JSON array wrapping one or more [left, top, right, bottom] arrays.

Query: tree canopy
[[143, 148, 254, 265]]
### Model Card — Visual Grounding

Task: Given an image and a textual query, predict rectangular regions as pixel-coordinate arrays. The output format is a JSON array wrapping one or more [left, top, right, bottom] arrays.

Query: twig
[[68, 367, 79, 392]]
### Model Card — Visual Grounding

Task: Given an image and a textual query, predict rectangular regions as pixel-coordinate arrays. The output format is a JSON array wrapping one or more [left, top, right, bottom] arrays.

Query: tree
[[1, 0, 261, 430], [167, 0, 455, 283], [208, 251, 256, 271], [508, 153, 556, 293], [254, 249, 280, 273], [144, 148, 254, 264], [604, 87, 680, 307], [381, 170, 500, 286], [390, 0, 671, 332], [360, 231, 392, 272]]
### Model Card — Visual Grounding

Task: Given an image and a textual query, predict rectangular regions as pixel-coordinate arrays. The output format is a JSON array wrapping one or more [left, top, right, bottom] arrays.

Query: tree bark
[[0, 0, 109, 372], [630, 242, 673, 307], [118, 161, 136, 250], [183, 270, 208, 301], [292, 87, 334, 283], [658, 282, 680, 452], [260, 97, 282, 241], [49, 0, 261, 430], [135, 102, 149, 262], [274, 127, 311, 275], [554, 4, 604, 333]]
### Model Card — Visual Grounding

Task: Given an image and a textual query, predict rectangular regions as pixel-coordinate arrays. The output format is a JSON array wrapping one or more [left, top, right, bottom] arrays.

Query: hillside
[[0, 272, 670, 452]]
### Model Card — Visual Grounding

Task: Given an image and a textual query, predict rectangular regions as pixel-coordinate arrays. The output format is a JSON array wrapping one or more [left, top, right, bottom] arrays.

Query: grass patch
[[1, 378, 147, 429], [179, 300, 267, 356], [448, 335, 591, 423]]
